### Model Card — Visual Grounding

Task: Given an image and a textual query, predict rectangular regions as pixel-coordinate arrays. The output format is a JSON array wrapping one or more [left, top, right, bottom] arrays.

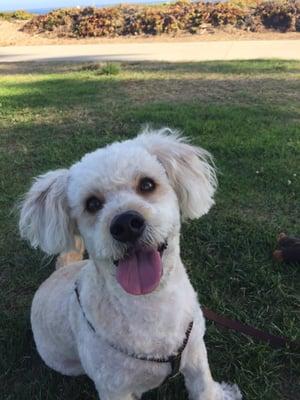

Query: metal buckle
[[168, 354, 181, 380]]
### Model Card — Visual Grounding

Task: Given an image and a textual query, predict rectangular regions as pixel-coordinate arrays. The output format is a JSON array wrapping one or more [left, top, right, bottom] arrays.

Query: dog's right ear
[[19, 169, 76, 255]]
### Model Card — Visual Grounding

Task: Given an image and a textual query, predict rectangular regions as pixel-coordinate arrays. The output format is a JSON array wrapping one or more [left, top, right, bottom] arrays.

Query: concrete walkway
[[0, 40, 299, 63]]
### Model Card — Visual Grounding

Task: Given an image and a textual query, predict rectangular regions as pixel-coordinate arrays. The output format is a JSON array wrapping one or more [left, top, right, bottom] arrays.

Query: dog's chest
[[87, 283, 195, 357], [74, 305, 182, 394], [72, 266, 197, 391]]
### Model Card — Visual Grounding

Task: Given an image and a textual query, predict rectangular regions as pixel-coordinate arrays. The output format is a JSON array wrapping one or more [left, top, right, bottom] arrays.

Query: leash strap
[[75, 281, 298, 353], [202, 307, 300, 351]]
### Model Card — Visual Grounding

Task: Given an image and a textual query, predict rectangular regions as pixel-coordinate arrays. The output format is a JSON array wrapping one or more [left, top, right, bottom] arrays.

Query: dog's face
[[68, 141, 180, 295], [19, 129, 217, 295]]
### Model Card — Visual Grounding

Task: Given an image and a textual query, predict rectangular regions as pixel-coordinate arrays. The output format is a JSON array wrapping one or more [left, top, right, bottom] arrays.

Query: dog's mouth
[[114, 241, 168, 296]]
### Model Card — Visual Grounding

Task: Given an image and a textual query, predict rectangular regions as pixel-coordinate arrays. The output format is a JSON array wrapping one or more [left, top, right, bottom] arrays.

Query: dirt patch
[[0, 19, 299, 47]]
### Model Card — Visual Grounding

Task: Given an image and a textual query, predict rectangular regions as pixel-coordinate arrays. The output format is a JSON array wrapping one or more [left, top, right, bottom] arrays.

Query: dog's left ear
[[138, 128, 217, 220]]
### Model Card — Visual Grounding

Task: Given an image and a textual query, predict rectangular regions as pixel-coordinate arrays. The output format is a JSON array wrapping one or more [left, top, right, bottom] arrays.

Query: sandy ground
[[1, 40, 300, 64], [1, 19, 299, 47]]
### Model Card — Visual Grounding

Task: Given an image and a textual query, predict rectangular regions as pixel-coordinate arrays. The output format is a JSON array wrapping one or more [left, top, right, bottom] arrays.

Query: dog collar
[[74, 281, 193, 382]]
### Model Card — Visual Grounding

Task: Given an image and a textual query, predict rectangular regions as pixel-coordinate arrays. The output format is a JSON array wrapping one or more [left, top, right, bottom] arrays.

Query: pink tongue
[[116, 249, 162, 295]]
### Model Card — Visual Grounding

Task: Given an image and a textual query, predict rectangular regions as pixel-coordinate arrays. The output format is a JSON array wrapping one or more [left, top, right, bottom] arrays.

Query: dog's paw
[[213, 382, 242, 400], [55, 236, 85, 269], [219, 382, 242, 400]]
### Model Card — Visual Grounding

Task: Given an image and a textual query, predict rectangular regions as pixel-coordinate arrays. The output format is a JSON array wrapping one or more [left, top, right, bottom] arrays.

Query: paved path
[[0, 40, 299, 63]]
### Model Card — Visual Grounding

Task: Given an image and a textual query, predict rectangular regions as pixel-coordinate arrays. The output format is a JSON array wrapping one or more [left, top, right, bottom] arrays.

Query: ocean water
[[28, 1, 173, 15]]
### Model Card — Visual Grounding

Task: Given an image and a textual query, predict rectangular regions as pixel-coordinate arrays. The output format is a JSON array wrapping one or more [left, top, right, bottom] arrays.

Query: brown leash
[[202, 307, 300, 351]]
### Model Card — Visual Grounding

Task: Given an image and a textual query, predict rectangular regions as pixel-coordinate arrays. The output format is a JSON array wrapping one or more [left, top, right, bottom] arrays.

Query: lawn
[[0, 59, 299, 400]]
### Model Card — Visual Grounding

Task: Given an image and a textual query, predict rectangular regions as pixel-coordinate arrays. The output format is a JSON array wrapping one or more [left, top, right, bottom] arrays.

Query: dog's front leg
[[182, 336, 220, 400], [96, 387, 137, 400], [181, 321, 242, 400]]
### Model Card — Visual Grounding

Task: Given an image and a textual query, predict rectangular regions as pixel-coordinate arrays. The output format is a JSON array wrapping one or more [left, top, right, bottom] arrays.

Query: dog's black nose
[[110, 211, 145, 243]]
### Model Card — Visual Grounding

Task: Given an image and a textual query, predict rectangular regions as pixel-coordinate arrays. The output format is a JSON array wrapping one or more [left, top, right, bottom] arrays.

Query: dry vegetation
[[21, 0, 300, 37], [0, 1, 299, 46]]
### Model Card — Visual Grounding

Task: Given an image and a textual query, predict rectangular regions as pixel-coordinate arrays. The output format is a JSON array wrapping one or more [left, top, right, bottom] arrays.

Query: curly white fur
[[19, 128, 242, 400]]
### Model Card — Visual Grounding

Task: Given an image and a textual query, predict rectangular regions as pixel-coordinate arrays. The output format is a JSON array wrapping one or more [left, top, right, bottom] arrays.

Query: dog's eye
[[86, 196, 103, 213], [139, 177, 156, 193]]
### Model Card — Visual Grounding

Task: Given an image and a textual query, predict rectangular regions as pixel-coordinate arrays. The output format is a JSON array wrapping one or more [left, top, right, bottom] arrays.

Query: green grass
[[0, 10, 35, 21], [0, 59, 299, 400]]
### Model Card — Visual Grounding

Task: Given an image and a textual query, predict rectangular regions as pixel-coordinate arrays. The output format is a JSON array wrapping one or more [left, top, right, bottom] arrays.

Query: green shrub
[[98, 62, 121, 75], [0, 9, 35, 21]]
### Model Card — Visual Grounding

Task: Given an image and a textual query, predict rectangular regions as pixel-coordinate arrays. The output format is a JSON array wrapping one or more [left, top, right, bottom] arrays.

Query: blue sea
[[3, 0, 220, 14], [27, 1, 173, 15]]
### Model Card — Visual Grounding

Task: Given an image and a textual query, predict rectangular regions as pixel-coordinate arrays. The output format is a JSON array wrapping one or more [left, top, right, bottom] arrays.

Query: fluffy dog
[[19, 128, 242, 400]]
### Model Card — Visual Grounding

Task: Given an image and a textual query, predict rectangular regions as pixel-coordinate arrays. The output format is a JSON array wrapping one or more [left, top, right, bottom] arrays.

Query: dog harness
[[74, 282, 193, 383]]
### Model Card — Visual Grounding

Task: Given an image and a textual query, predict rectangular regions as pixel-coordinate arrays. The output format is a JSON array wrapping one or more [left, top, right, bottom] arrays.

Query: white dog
[[19, 128, 242, 400]]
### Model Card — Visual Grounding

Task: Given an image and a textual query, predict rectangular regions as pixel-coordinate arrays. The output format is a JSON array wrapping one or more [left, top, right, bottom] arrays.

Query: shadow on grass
[[1, 92, 299, 187], [1, 77, 300, 114], [1, 59, 300, 76]]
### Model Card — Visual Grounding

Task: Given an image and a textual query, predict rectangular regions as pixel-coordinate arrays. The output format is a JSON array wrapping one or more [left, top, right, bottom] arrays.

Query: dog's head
[[19, 128, 217, 295]]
